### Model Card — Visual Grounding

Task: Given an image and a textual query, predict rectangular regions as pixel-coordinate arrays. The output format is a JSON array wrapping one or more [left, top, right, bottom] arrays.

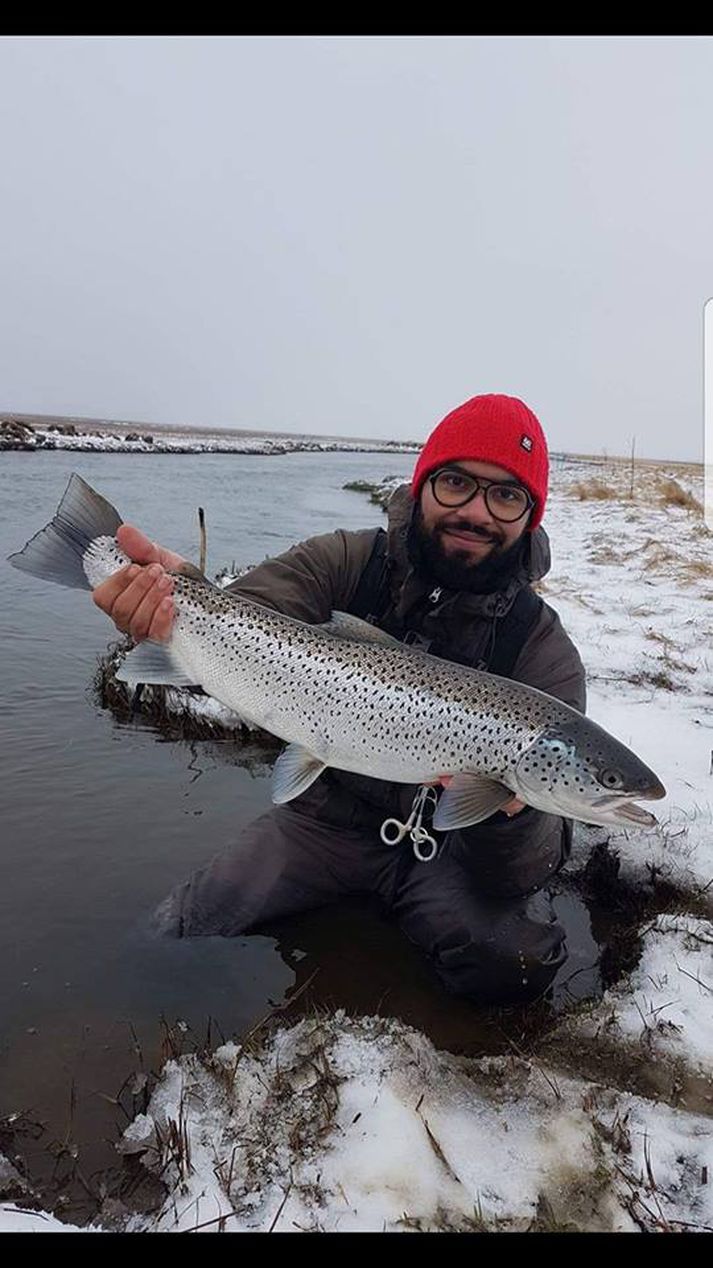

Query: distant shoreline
[[0, 412, 701, 468], [0, 413, 421, 456]]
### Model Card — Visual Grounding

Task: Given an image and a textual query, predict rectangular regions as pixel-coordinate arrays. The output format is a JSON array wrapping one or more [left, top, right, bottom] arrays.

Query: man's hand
[[92, 525, 185, 643], [498, 796, 527, 818], [436, 775, 526, 818]]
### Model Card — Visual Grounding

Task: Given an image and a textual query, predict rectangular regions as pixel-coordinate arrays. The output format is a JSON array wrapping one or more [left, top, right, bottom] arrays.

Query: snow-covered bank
[[0, 416, 419, 456], [544, 462, 712, 903], [98, 1010, 713, 1232], [0, 1205, 95, 1233], [556, 914, 713, 1076]]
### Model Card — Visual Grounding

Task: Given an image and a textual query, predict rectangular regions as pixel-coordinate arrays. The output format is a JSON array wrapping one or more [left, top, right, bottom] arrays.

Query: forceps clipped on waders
[[380, 785, 440, 862]]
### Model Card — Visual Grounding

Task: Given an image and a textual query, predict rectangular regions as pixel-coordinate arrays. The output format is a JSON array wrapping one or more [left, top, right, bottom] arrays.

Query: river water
[[0, 448, 600, 1207]]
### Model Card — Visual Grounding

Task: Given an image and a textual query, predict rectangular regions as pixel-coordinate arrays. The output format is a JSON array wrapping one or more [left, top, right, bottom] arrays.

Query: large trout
[[9, 474, 666, 830]]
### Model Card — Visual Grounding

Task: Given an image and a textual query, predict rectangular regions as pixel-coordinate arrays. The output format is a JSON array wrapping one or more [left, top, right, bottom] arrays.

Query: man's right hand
[[92, 525, 185, 643]]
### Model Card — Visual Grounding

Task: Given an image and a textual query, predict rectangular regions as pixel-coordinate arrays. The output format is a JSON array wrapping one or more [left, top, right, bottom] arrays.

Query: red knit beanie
[[411, 394, 549, 531]]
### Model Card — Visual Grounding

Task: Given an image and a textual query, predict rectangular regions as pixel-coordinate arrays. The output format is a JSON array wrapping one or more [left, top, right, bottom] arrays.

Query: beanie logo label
[[520, 434, 533, 452]]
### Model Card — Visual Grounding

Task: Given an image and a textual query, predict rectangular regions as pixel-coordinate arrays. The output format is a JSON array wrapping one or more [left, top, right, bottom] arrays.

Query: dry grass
[[570, 479, 619, 501], [657, 479, 703, 513], [680, 559, 712, 581], [625, 668, 677, 691], [588, 546, 623, 565], [638, 540, 677, 569], [632, 536, 711, 584]]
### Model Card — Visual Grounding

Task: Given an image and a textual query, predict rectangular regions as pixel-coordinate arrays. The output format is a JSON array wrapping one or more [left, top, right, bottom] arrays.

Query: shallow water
[[0, 448, 601, 1209]]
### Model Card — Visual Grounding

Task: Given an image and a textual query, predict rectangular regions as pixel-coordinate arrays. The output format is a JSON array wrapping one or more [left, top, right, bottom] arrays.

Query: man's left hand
[[500, 797, 526, 818]]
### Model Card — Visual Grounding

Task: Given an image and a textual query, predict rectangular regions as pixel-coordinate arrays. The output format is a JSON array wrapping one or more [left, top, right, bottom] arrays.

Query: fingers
[[146, 594, 175, 642], [157, 543, 186, 570], [92, 524, 184, 642], [502, 797, 526, 817], [116, 524, 185, 571], [120, 566, 174, 641], [116, 524, 160, 565], [92, 562, 175, 642]]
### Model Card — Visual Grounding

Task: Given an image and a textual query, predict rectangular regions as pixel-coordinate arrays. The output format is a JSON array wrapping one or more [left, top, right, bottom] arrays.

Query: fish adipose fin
[[432, 774, 516, 831], [272, 743, 327, 803], [116, 642, 200, 688], [319, 611, 403, 649], [8, 473, 122, 590]]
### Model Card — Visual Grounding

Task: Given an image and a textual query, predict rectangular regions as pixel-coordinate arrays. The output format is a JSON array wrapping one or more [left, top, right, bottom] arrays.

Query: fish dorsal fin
[[319, 611, 403, 649], [432, 774, 515, 831], [116, 641, 200, 687], [171, 561, 216, 586], [271, 743, 327, 804]]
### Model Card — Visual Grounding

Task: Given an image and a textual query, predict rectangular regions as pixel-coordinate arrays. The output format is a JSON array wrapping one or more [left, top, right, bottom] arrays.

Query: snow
[[543, 462, 712, 898], [78, 1013, 713, 1232], [0, 1204, 98, 1233], [3, 454, 712, 1233], [563, 913, 713, 1075]]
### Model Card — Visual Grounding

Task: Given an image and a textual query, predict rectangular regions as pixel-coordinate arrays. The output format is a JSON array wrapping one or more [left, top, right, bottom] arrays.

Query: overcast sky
[[0, 36, 711, 460]]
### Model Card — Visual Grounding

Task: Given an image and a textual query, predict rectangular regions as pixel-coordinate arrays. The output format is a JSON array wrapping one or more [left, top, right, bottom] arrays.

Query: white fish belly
[[168, 614, 524, 785]]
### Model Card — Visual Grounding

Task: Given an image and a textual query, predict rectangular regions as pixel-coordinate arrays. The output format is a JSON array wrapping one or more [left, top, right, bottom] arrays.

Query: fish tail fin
[[8, 473, 123, 589]]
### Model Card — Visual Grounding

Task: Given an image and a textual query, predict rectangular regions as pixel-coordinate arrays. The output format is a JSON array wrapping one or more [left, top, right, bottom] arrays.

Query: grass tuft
[[571, 479, 619, 501], [657, 478, 703, 513]]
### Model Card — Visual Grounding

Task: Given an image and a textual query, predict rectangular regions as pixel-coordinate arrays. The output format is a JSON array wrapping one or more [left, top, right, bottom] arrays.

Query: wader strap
[[486, 588, 543, 678], [348, 528, 543, 678], [349, 528, 390, 623]]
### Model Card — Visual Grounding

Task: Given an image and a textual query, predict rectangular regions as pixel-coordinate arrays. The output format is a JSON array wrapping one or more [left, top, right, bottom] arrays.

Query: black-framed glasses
[[428, 467, 534, 523]]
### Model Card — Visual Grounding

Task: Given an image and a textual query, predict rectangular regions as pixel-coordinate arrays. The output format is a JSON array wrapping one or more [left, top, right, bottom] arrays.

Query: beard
[[407, 503, 529, 594]]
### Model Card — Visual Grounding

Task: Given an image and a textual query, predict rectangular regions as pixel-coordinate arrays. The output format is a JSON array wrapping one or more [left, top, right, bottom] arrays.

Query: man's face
[[413, 459, 532, 590]]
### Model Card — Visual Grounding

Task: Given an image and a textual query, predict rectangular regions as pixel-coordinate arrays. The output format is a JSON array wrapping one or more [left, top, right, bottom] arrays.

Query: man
[[94, 394, 586, 1005]]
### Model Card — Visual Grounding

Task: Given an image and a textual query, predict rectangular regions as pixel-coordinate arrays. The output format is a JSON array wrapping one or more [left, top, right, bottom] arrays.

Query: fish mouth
[[606, 801, 660, 827], [587, 785, 667, 827], [552, 798, 660, 829], [591, 781, 666, 812]]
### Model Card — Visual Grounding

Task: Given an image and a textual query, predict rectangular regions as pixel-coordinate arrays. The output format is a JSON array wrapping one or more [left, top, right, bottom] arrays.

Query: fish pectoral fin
[[271, 743, 327, 804], [116, 641, 200, 688], [432, 774, 516, 831], [318, 611, 403, 649]]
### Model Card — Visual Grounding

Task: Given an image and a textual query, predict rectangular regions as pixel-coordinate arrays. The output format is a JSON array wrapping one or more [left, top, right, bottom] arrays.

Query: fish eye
[[598, 767, 624, 790]]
